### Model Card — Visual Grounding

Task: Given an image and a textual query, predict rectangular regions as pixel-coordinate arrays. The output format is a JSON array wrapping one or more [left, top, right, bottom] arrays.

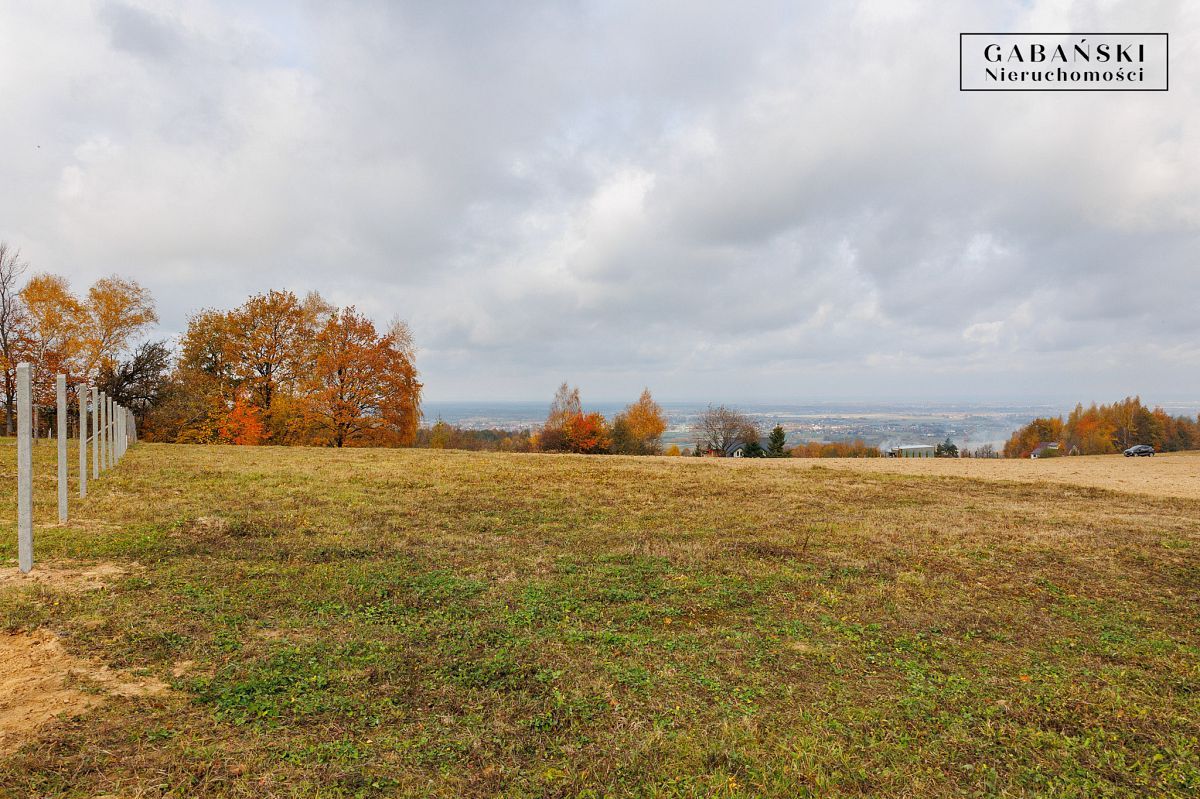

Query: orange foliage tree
[[303, 308, 422, 447], [229, 290, 328, 423], [537, 383, 613, 453], [565, 411, 611, 454], [218, 396, 266, 445]]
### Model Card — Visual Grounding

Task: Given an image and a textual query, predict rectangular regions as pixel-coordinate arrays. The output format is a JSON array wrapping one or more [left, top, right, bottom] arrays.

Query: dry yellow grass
[[0, 443, 1197, 797], [778, 450, 1200, 500]]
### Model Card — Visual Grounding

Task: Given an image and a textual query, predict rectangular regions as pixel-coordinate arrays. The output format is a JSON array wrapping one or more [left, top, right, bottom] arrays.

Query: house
[[887, 445, 935, 458], [702, 440, 760, 457], [1030, 442, 1060, 459], [724, 441, 754, 458]]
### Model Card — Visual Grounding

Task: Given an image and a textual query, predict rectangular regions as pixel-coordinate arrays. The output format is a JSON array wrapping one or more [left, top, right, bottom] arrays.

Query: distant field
[[1, 444, 1199, 797], [790, 450, 1200, 501]]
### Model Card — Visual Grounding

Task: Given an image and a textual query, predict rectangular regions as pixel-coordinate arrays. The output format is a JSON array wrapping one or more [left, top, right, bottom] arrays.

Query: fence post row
[[12, 367, 136, 573]]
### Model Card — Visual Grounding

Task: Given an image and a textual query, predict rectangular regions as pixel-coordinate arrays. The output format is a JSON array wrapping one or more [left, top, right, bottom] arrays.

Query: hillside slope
[[1, 444, 1198, 797]]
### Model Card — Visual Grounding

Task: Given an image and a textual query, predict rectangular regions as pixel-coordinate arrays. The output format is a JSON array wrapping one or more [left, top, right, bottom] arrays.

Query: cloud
[[0, 0, 1196, 404]]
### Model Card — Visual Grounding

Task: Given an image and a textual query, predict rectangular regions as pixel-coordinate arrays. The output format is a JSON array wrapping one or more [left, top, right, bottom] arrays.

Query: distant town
[[421, 400, 1148, 453]]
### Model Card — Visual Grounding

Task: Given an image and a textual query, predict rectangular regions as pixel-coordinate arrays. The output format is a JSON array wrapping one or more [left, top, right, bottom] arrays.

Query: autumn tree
[[142, 366, 226, 443], [229, 290, 328, 415], [540, 382, 582, 452], [565, 411, 611, 454], [178, 309, 239, 396], [0, 243, 29, 433], [303, 308, 422, 447], [219, 396, 267, 445], [79, 276, 158, 376], [427, 419, 453, 449], [692, 405, 758, 456], [611, 388, 667, 455], [169, 308, 241, 441], [21, 274, 86, 408], [1003, 416, 1064, 458]]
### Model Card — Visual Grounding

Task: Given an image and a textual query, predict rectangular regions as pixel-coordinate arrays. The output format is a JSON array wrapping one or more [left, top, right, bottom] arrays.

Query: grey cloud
[[99, 2, 180, 60], [0, 0, 1196, 404]]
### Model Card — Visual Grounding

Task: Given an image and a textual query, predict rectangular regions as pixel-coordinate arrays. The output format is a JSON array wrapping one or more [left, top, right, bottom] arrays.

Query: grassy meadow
[[1, 442, 1199, 797]]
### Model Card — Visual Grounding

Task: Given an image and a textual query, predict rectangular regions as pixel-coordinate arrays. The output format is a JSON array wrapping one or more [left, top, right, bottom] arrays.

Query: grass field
[[1, 443, 1199, 797]]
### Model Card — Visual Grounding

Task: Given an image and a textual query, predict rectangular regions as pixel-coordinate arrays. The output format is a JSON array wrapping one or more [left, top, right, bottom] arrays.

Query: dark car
[[1123, 444, 1155, 457]]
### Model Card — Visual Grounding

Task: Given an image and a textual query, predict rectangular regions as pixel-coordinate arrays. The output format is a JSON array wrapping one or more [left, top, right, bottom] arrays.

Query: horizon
[[420, 396, 1200, 409]]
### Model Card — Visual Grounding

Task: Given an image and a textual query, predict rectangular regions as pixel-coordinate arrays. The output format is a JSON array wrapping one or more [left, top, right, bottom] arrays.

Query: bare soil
[[0, 628, 167, 755], [0, 563, 132, 593], [784, 450, 1200, 500]]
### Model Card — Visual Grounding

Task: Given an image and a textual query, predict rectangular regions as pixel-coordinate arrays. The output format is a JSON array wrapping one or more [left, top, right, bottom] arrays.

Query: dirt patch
[[0, 629, 168, 754], [192, 515, 231, 534], [0, 563, 133, 593]]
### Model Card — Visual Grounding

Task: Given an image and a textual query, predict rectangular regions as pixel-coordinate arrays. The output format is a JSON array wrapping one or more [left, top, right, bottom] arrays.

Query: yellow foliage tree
[[612, 388, 667, 454]]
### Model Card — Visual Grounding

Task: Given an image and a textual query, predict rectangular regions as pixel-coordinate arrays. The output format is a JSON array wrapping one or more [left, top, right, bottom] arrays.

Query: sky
[[0, 1, 1197, 405]]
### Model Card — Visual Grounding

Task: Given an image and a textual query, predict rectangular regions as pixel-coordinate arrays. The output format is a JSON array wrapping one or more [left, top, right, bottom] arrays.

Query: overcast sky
[[1, 1, 1197, 404]]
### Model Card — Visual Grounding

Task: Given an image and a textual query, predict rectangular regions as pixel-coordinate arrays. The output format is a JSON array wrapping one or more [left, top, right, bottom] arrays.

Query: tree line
[[0, 241, 421, 447], [1003, 397, 1200, 458], [151, 291, 421, 446], [0, 242, 157, 434]]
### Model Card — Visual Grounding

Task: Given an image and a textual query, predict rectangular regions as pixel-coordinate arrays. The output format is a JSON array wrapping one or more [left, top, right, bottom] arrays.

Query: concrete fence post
[[97, 392, 105, 471], [57, 375, 67, 523], [101, 393, 109, 470], [17, 363, 33, 573], [116, 405, 123, 461], [91, 387, 99, 479], [78, 384, 88, 498]]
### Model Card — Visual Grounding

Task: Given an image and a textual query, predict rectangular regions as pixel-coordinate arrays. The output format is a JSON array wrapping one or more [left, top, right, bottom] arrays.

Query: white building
[[888, 444, 935, 458]]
